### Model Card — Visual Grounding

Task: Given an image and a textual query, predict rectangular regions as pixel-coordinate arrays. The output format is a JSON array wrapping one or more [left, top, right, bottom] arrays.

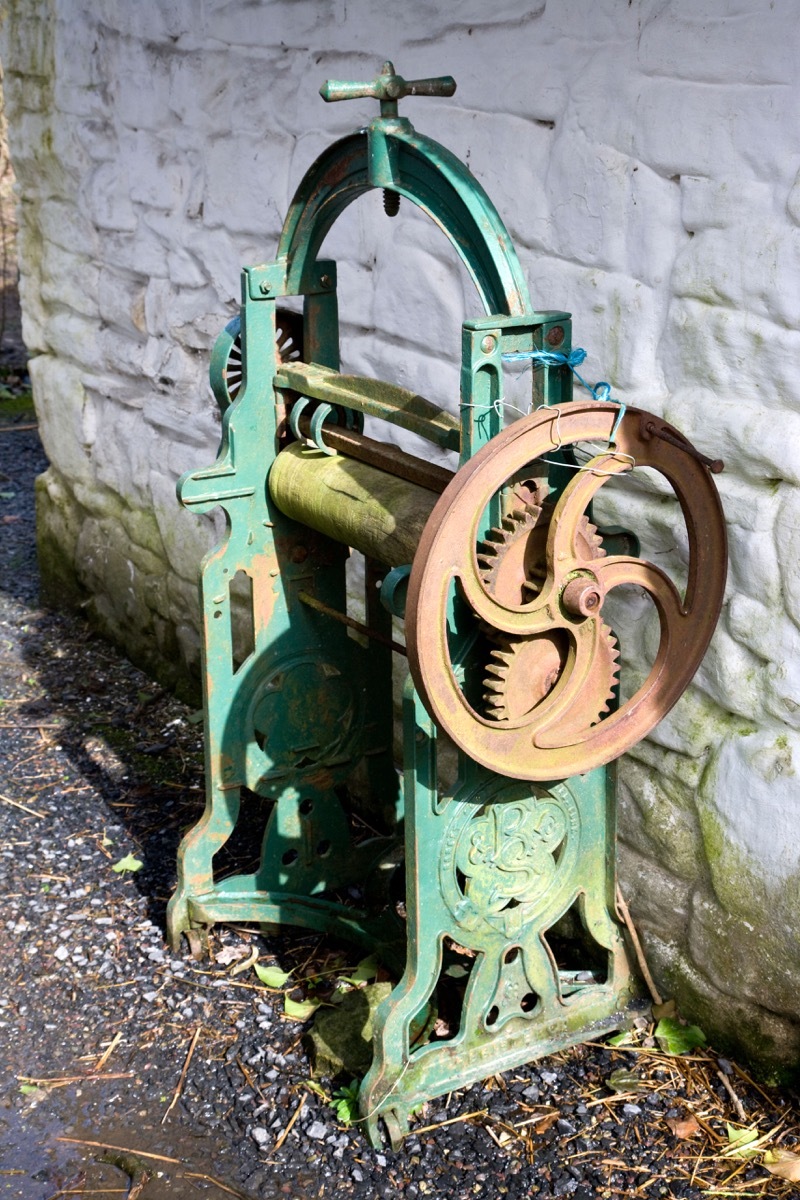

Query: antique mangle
[[167, 64, 727, 1147]]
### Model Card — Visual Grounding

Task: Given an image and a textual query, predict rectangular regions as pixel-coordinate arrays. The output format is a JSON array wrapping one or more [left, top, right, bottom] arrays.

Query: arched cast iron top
[[277, 125, 532, 317]]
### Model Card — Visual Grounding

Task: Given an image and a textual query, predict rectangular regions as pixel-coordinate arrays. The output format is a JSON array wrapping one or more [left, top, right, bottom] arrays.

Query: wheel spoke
[[547, 451, 633, 573], [528, 620, 604, 740], [454, 559, 562, 638], [594, 555, 686, 622]]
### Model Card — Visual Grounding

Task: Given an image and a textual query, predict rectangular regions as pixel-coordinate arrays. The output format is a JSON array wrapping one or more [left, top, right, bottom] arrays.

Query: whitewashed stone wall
[[2, 0, 800, 1072]]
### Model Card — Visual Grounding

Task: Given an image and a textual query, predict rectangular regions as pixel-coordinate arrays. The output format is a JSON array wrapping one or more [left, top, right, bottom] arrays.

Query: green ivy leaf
[[725, 1123, 761, 1159], [654, 1017, 706, 1056], [283, 995, 321, 1021], [254, 964, 292, 989], [302, 1080, 329, 1100], [340, 954, 379, 984], [607, 1068, 646, 1094], [606, 1030, 635, 1047], [111, 853, 143, 874]]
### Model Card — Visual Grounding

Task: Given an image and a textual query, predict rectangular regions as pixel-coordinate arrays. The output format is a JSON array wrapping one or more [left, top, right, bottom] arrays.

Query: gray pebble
[[306, 1120, 327, 1140]]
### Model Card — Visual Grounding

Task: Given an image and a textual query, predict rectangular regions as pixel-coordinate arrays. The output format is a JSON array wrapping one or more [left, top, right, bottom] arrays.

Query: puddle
[[0, 1081, 281, 1199]]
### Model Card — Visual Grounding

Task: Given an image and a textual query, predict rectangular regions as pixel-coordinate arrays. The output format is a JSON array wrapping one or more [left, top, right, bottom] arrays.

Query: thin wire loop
[[534, 403, 635, 475]]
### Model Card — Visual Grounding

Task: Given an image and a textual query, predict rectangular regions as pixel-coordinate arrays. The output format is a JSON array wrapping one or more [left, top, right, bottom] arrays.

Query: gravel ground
[[1, 396, 800, 1200]]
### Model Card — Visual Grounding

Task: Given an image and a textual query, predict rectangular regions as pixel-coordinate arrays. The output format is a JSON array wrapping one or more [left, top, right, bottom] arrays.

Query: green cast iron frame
[[167, 68, 640, 1149]]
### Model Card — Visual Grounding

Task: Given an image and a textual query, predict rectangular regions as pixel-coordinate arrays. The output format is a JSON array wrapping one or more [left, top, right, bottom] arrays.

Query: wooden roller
[[268, 442, 440, 567]]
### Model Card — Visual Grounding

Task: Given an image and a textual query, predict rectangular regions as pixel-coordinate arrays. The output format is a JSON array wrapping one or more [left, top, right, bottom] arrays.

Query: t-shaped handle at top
[[320, 60, 456, 118]]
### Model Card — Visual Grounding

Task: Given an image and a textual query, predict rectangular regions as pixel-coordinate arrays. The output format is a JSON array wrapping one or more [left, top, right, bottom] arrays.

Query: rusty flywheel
[[405, 401, 727, 781]]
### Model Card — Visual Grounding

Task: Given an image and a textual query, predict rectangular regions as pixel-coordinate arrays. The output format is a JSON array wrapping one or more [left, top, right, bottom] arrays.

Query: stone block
[[631, 75, 794, 183], [96, 229, 171, 280], [618, 758, 705, 883], [691, 626, 768, 724], [0, 7, 53, 78], [96, 267, 147, 336], [698, 728, 800, 903], [29, 354, 95, 485], [149, 468, 217, 584], [370, 241, 464, 353], [38, 198, 98, 256], [203, 132, 293, 235], [35, 467, 88, 610], [664, 381, 800, 487], [776, 487, 800, 629], [640, 5, 797, 84], [687, 887, 800, 1041], [84, 0, 200, 43], [166, 249, 209, 290], [643, 929, 800, 1081], [92, 401, 155, 506], [40, 242, 100, 318], [115, 47, 173, 133], [616, 842, 692, 933], [127, 131, 194, 212], [86, 161, 137, 232], [183, 227, 246, 304], [672, 226, 800, 331], [679, 176, 774, 235]]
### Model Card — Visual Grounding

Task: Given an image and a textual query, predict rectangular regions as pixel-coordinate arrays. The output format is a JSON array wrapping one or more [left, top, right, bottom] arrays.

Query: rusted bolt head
[[545, 325, 565, 347], [480, 334, 497, 354], [291, 545, 308, 564], [561, 575, 604, 617], [259, 281, 271, 295], [320, 273, 333, 290]]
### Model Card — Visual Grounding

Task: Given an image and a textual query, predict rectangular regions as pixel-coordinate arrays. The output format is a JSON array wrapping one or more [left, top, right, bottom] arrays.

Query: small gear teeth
[[596, 623, 621, 719], [601, 623, 620, 663], [502, 508, 529, 531], [488, 648, 513, 667], [579, 517, 606, 559], [482, 678, 506, 694]]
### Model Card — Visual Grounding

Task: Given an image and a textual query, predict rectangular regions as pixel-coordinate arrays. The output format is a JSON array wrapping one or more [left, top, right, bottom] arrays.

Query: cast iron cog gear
[[477, 503, 617, 725]]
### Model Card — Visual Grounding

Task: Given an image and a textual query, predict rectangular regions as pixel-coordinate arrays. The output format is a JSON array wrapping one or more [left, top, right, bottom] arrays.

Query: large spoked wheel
[[406, 401, 727, 781], [209, 308, 304, 412]]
